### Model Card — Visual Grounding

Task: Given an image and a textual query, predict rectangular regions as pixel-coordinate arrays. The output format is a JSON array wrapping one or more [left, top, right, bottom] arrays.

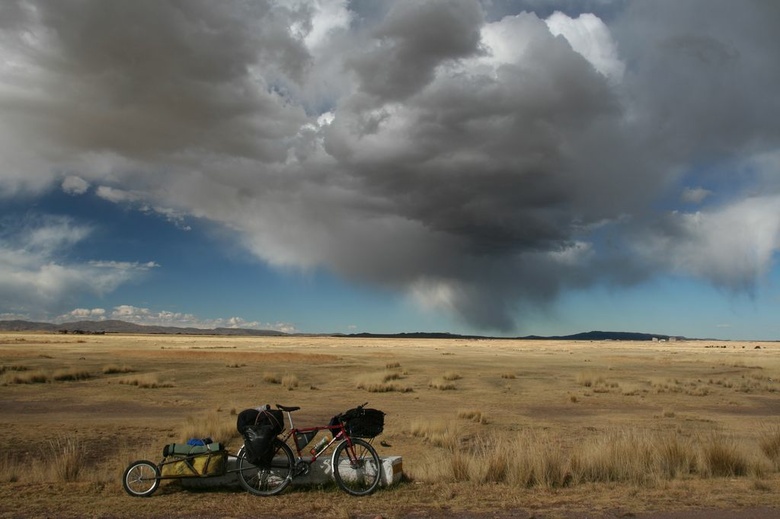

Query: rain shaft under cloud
[[1, 0, 780, 332]]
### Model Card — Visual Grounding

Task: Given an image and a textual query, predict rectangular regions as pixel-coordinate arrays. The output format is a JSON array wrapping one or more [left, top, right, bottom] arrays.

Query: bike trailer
[[159, 442, 226, 477]]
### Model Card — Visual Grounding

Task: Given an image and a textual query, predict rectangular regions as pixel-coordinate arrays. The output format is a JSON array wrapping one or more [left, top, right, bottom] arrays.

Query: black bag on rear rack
[[237, 407, 284, 466], [236, 407, 284, 435], [339, 407, 385, 438]]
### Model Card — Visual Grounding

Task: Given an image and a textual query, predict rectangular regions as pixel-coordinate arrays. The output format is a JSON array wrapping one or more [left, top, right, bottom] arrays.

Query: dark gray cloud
[[2, 0, 780, 332], [348, 0, 484, 100]]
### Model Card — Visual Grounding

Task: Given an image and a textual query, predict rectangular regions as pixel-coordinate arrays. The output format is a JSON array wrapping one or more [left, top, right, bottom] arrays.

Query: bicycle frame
[[280, 414, 353, 464]]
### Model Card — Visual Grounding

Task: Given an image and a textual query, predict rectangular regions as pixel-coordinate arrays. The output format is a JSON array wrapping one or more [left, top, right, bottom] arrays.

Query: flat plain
[[2, 332, 780, 518]]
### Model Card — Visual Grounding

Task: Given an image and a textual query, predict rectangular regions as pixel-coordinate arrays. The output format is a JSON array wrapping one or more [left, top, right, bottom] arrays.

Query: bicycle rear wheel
[[332, 438, 381, 496], [237, 438, 294, 496]]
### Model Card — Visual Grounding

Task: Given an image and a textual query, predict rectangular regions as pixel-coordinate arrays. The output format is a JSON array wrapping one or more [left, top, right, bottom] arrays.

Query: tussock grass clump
[[415, 427, 766, 489], [699, 433, 750, 477], [759, 425, 780, 469], [651, 378, 684, 394], [0, 364, 28, 374], [0, 452, 20, 483], [355, 371, 413, 393], [428, 432, 571, 487], [656, 434, 698, 478], [576, 371, 604, 388], [3, 369, 49, 384], [47, 436, 88, 482], [263, 372, 280, 384], [570, 429, 657, 485], [429, 377, 456, 390], [385, 362, 401, 369], [118, 373, 174, 388], [409, 418, 458, 449], [442, 371, 462, 381], [457, 409, 488, 424], [52, 368, 91, 381], [102, 364, 134, 374], [282, 373, 300, 389], [506, 433, 571, 488], [500, 372, 516, 379]]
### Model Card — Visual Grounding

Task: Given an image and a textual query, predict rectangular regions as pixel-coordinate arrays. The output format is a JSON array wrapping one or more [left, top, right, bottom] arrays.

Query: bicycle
[[236, 403, 384, 497]]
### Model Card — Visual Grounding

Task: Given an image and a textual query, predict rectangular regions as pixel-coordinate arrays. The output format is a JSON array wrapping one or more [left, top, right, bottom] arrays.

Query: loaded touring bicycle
[[122, 402, 385, 497]]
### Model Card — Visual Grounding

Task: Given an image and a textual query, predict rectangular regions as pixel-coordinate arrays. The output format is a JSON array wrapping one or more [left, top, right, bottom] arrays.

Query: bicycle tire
[[237, 438, 294, 496], [122, 460, 160, 497], [332, 438, 381, 496]]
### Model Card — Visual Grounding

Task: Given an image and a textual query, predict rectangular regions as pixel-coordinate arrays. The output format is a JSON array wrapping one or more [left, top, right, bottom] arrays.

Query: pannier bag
[[243, 424, 276, 467], [336, 407, 385, 438], [237, 406, 284, 467], [160, 442, 226, 477]]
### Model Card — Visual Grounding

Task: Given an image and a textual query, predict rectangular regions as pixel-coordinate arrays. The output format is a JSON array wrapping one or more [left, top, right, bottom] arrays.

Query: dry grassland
[[2, 333, 780, 518]]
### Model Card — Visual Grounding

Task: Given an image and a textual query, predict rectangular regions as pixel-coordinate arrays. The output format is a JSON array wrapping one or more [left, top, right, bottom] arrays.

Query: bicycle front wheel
[[332, 438, 381, 496], [237, 438, 294, 496], [122, 460, 160, 497]]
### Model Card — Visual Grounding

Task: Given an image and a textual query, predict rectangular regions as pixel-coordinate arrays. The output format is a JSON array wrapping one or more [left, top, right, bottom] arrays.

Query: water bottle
[[310, 436, 328, 456]]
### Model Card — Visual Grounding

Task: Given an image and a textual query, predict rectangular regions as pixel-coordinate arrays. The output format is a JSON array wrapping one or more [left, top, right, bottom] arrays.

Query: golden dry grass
[[2, 333, 780, 517]]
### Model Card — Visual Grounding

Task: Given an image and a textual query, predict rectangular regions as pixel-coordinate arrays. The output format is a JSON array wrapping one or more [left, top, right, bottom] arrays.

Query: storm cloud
[[2, 0, 779, 331]]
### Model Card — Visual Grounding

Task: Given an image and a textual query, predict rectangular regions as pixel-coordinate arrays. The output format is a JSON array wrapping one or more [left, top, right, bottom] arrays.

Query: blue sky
[[1, 0, 779, 339]]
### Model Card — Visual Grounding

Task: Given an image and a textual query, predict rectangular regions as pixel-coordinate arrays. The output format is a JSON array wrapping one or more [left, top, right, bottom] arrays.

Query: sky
[[1, 0, 780, 340]]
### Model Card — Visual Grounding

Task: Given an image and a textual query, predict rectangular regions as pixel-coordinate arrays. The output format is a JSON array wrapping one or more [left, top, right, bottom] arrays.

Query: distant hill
[[521, 330, 682, 341], [0, 319, 286, 336], [0, 319, 683, 341], [346, 330, 683, 341]]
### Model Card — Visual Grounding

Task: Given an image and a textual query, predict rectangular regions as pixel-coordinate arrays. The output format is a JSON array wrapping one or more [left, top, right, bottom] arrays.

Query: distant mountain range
[[0, 319, 286, 336], [0, 319, 683, 341]]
